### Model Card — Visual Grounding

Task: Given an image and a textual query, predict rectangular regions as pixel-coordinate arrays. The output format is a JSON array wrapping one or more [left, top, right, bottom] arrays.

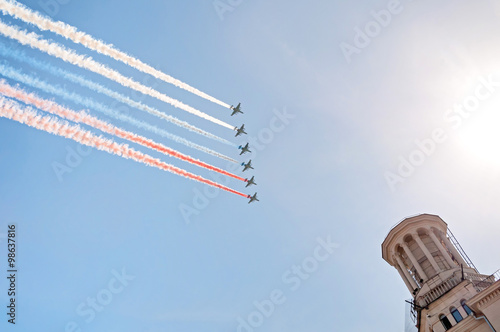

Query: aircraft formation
[[0, 0, 260, 204], [230, 103, 259, 204]]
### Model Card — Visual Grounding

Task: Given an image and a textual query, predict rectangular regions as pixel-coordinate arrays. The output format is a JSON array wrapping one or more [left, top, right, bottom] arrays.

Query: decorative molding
[[477, 288, 500, 309]]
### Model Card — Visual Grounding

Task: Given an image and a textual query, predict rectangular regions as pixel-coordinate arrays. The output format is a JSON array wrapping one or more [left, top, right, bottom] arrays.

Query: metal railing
[[405, 299, 419, 332], [470, 269, 500, 292], [447, 228, 478, 271]]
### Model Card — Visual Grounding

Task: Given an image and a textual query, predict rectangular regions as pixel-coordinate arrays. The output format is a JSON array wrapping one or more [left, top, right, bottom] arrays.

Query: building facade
[[382, 214, 500, 331]]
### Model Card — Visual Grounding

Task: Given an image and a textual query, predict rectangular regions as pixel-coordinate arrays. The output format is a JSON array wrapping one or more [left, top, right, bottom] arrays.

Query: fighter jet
[[247, 192, 259, 204], [239, 143, 251, 155], [245, 176, 257, 187], [230, 103, 243, 116], [235, 124, 247, 137], [241, 159, 254, 172]]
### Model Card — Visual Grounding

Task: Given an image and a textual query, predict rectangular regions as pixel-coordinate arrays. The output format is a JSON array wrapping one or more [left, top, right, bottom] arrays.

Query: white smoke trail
[[0, 80, 247, 181], [0, 0, 232, 109], [0, 19, 236, 130], [0, 96, 248, 197], [0, 43, 236, 147], [0, 63, 238, 163]]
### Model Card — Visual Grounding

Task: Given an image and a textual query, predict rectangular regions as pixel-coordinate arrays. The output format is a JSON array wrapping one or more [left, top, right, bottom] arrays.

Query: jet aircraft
[[245, 176, 257, 187], [241, 159, 254, 172], [239, 143, 251, 155], [230, 103, 243, 116], [235, 124, 247, 137], [247, 193, 259, 204]]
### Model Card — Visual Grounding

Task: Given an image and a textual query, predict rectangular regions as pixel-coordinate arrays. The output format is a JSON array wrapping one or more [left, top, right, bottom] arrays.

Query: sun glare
[[456, 109, 500, 165]]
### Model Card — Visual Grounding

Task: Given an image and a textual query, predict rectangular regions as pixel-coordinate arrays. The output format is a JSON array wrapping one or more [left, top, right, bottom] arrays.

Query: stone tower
[[382, 214, 500, 331]]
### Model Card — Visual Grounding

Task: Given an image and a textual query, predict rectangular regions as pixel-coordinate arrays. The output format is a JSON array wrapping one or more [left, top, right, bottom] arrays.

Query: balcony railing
[[417, 273, 462, 306], [416, 270, 496, 306], [470, 269, 500, 292]]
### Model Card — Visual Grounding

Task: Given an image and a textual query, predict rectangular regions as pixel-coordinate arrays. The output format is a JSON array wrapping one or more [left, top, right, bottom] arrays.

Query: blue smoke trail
[[0, 62, 237, 163], [0, 42, 236, 147]]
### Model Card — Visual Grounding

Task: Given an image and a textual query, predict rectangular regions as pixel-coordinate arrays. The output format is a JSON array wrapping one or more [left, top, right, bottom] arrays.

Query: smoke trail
[[0, 19, 237, 130], [0, 43, 236, 147], [0, 63, 238, 164], [0, 0, 232, 109], [0, 80, 247, 181], [0, 97, 248, 197]]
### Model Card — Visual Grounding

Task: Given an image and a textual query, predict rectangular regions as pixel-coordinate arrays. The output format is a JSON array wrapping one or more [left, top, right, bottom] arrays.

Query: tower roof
[[381, 213, 448, 265]]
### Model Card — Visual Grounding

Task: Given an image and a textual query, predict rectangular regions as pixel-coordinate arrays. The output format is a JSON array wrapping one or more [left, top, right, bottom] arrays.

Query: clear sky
[[1, 0, 500, 331]]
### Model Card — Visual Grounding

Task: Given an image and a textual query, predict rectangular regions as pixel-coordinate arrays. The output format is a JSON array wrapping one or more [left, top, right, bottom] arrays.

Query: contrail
[[0, 0, 232, 109], [0, 63, 238, 164], [0, 80, 247, 182], [0, 97, 248, 197], [0, 43, 236, 147], [0, 19, 237, 130]]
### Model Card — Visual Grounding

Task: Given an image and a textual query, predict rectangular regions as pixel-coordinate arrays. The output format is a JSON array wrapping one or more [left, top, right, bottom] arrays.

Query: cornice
[[468, 280, 500, 310]]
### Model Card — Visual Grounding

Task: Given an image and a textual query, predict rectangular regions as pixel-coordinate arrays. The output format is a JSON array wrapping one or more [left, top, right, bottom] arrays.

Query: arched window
[[440, 314, 453, 330], [450, 307, 463, 323], [461, 300, 473, 316]]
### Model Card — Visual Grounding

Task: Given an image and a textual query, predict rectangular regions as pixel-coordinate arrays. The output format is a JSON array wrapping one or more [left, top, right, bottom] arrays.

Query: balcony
[[416, 270, 497, 307]]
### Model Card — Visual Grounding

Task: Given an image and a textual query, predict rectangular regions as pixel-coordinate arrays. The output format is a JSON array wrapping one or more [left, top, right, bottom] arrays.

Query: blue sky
[[1, 0, 500, 331]]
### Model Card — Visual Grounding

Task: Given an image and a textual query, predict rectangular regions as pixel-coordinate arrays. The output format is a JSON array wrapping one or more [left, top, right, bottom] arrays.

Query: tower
[[382, 214, 500, 332]]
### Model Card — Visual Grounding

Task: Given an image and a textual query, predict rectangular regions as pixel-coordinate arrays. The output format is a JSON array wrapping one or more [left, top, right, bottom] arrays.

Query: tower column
[[402, 242, 428, 281], [428, 228, 456, 268], [412, 232, 441, 274], [395, 263, 414, 292], [395, 254, 418, 289]]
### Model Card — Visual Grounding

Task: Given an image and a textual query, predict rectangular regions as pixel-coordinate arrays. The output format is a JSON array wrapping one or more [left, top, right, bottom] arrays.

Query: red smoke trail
[[0, 96, 248, 198], [0, 81, 246, 182]]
